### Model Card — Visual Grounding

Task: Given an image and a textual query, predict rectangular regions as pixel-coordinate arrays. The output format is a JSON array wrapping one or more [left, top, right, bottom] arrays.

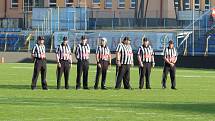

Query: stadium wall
[[0, 52, 215, 69]]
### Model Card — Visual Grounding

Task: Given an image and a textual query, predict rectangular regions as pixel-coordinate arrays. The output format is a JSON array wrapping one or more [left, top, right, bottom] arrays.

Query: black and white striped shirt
[[75, 43, 90, 60], [116, 43, 133, 65], [138, 45, 154, 63], [32, 44, 46, 59], [96, 45, 110, 61], [56, 44, 72, 60], [163, 47, 177, 63]]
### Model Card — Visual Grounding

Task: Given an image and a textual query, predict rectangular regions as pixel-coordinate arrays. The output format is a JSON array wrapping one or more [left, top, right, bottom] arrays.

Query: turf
[[0, 63, 215, 121]]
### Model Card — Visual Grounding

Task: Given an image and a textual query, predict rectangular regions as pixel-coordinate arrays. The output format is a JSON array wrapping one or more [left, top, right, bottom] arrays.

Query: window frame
[[118, 0, 125, 9], [205, 0, 210, 10], [184, 0, 190, 10], [65, 0, 74, 7], [92, 0, 101, 8], [194, 0, 200, 10], [49, 0, 57, 7], [11, 0, 19, 8], [105, 0, 112, 9], [130, 0, 136, 9]]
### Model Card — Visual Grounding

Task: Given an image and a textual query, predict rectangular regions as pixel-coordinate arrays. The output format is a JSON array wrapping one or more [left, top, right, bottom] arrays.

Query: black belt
[[35, 57, 46, 60], [142, 62, 152, 63], [60, 59, 69, 61], [78, 59, 88, 61]]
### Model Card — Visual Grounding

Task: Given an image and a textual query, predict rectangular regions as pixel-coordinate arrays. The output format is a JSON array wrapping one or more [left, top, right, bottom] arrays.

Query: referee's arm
[[137, 48, 142, 65], [31, 46, 36, 61]]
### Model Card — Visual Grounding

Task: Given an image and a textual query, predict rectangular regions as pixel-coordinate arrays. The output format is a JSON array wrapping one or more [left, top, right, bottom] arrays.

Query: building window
[[49, 0, 57, 7], [174, 0, 179, 10], [195, 0, 200, 10], [35, 0, 44, 7], [205, 0, 210, 10], [105, 0, 112, 8], [65, 0, 74, 7], [24, 0, 34, 12], [11, 0, 18, 8], [184, 0, 190, 10], [92, 0, 100, 8], [118, 0, 125, 8], [130, 0, 136, 8]]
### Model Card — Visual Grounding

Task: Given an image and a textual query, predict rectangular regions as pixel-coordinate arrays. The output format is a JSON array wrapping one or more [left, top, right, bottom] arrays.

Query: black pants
[[139, 62, 152, 89], [115, 65, 131, 89], [76, 60, 89, 89], [56, 60, 71, 89], [94, 61, 109, 89], [31, 59, 47, 90], [162, 64, 176, 88]]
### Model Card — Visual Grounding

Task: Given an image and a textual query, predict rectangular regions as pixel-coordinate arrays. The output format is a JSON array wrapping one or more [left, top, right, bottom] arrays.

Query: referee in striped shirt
[[56, 37, 72, 89], [115, 37, 133, 89], [31, 36, 48, 90], [162, 40, 177, 90], [94, 37, 111, 90], [75, 35, 90, 90], [137, 38, 155, 89]]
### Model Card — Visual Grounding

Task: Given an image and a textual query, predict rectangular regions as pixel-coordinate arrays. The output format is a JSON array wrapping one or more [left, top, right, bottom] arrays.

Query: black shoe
[[101, 87, 107, 90], [162, 86, 166, 89], [43, 88, 48, 90], [76, 87, 81, 90], [94, 86, 98, 90], [126, 87, 133, 90], [146, 87, 151, 89], [83, 87, 90, 90], [115, 87, 120, 90], [171, 87, 177, 90], [31, 88, 36, 90], [31, 85, 36, 90]]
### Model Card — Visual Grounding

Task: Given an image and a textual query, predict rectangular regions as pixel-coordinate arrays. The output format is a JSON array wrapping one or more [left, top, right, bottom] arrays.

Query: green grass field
[[0, 63, 215, 121]]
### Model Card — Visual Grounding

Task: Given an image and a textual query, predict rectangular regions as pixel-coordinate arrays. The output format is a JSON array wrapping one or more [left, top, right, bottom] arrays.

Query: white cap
[[101, 37, 107, 43]]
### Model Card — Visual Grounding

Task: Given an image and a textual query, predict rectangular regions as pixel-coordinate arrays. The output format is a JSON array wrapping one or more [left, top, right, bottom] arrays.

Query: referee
[[75, 35, 90, 90], [137, 38, 155, 89], [115, 37, 133, 89], [56, 37, 72, 89], [31, 36, 48, 90], [94, 37, 111, 90], [162, 40, 177, 90]]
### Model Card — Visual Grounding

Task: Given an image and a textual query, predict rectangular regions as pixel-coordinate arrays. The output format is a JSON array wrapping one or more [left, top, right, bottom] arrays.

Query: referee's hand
[[57, 62, 61, 68], [116, 60, 121, 67], [139, 62, 144, 68]]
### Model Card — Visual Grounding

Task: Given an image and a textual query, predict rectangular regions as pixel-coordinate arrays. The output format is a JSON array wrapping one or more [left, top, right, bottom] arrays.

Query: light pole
[[48, 8, 53, 34], [192, 0, 195, 56]]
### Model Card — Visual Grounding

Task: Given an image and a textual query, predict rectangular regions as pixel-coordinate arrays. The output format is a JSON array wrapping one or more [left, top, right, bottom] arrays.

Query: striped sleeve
[[32, 45, 36, 55], [174, 48, 178, 56], [96, 46, 100, 54], [162, 48, 167, 57], [137, 46, 142, 55], [150, 47, 154, 56], [87, 44, 91, 54], [116, 43, 122, 52], [56, 45, 60, 54], [75, 44, 79, 56]]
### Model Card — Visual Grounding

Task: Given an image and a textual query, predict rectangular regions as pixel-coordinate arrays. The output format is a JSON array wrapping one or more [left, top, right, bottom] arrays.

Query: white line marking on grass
[[178, 75, 215, 78], [7, 74, 17, 76], [94, 108, 115, 111], [11, 67, 32, 69], [96, 116, 112, 119], [38, 118, 53, 120], [114, 110, 134, 113], [136, 112, 157, 115], [73, 106, 94, 109]]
